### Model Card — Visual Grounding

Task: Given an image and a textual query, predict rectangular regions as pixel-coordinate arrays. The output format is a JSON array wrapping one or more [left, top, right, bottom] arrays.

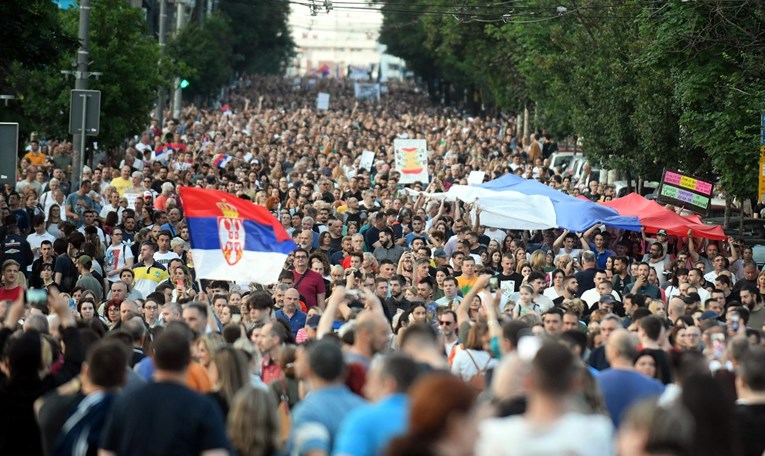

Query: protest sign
[[394, 139, 428, 184]]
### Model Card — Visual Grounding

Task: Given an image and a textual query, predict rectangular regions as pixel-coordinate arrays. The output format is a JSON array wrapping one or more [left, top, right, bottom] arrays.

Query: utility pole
[[172, 0, 186, 120], [155, 0, 168, 130], [71, 0, 92, 186]]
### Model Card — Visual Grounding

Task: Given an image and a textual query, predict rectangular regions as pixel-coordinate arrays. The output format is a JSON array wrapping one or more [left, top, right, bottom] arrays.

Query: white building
[[288, 4, 387, 78]]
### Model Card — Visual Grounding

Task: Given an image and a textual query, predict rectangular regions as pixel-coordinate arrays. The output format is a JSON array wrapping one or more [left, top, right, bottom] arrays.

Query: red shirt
[[292, 269, 326, 309], [261, 354, 283, 385], [0, 286, 23, 302]]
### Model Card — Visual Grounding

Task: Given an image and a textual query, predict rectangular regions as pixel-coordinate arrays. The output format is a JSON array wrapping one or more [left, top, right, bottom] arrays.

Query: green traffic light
[[180, 79, 189, 89]]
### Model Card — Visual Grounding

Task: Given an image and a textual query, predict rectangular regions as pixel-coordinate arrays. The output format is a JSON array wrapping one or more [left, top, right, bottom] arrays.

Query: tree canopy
[[379, 0, 765, 201]]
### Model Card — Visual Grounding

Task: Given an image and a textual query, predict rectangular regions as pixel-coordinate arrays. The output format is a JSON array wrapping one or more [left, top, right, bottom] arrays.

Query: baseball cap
[[76, 255, 92, 265], [599, 295, 616, 304], [657, 229, 668, 236], [143, 191, 153, 198], [699, 310, 721, 321], [433, 248, 448, 258]]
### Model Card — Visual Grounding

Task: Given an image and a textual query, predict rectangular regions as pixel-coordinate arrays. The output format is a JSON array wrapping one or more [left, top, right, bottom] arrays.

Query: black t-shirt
[[100, 381, 230, 456], [642, 347, 672, 385], [575, 268, 597, 297], [496, 272, 524, 294], [54, 254, 79, 293], [364, 226, 381, 251], [736, 403, 765, 456]]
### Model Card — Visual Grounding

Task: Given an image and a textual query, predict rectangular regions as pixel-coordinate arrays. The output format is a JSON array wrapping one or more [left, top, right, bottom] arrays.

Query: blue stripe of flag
[[187, 217, 296, 255]]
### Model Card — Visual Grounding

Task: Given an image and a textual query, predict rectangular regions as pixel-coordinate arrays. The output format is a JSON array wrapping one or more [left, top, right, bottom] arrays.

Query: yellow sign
[[759, 154, 765, 203]]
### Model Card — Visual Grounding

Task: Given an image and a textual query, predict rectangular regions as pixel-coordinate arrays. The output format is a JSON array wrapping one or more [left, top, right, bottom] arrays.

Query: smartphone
[[231, 314, 242, 324], [489, 277, 499, 292], [730, 314, 740, 332], [26, 289, 48, 306], [711, 333, 726, 358]]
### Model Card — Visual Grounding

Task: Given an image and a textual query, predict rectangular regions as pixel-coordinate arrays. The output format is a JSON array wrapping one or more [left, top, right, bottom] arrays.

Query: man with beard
[[642, 242, 671, 287], [384, 275, 410, 315], [553, 276, 579, 306], [740, 285, 765, 330]]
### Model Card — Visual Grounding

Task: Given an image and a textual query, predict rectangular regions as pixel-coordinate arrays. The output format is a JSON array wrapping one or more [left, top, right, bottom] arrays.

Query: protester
[[4, 74, 759, 455]]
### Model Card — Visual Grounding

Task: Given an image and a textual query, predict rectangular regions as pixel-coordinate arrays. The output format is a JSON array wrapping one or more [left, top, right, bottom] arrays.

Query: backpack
[[465, 350, 492, 392]]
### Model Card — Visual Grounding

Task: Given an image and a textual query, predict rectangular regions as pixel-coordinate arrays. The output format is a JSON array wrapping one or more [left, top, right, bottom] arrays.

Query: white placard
[[394, 139, 428, 184], [316, 92, 330, 111], [467, 171, 486, 185], [354, 82, 380, 100], [359, 150, 375, 171], [124, 192, 140, 210]]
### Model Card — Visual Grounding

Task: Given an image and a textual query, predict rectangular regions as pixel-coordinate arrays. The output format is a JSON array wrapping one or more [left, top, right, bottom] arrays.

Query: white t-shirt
[[99, 204, 124, 223], [450, 348, 497, 382], [153, 250, 180, 269], [581, 289, 622, 308], [477, 413, 614, 456], [104, 243, 134, 281], [554, 247, 581, 263], [26, 231, 56, 272]]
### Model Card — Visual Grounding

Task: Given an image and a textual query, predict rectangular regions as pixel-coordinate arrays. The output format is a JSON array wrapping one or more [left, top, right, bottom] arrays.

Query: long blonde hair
[[227, 386, 281, 456], [211, 346, 250, 407]]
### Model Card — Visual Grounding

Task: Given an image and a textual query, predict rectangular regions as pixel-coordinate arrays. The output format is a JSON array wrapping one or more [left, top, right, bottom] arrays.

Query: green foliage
[[0, 0, 78, 135], [8, 0, 161, 149], [381, 0, 765, 201], [167, 14, 235, 98], [218, 0, 294, 74]]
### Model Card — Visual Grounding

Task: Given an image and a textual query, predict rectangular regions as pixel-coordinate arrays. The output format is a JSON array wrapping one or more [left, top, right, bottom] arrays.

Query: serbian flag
[[179, 187, 296, 284], [213, 153, 232, 168]]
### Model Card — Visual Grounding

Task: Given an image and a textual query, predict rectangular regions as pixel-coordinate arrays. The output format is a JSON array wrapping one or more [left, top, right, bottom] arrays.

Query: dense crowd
[[1, 75, 764, 456]]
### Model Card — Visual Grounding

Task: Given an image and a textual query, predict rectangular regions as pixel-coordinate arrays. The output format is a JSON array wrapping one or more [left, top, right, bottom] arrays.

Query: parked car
[[612, 180, 660, 198]]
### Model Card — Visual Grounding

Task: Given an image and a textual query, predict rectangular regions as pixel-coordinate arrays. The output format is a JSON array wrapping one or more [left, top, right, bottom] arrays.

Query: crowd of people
[[1, 75, 764, 455]]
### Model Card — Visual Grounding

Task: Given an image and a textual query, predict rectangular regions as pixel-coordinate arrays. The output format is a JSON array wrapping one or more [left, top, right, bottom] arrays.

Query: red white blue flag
[[179, 187, 296, 284]]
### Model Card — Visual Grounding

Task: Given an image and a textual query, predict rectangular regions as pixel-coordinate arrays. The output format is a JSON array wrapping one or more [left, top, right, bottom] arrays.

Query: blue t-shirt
[[333, 393, 408, 456], [289, 385, 366, 455], [597, 368, 664, 428], [275, 309, 307, 337]]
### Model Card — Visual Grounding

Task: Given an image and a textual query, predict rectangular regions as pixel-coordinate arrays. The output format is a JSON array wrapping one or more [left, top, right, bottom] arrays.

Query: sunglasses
[[438, 320, 453, 326]]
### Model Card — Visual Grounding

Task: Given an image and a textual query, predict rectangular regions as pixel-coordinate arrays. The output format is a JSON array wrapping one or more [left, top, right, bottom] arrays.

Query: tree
[[167, 14, 235, 98], [642, 0, 765, 202], [0, 0, 78, 138], [8, 0, 162, 149], [218, 0, 294, 74]]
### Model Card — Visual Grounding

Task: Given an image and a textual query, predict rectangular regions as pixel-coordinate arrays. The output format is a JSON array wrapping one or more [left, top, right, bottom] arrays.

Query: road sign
[[68, 89, 101, 136], [0, 123, 19, 185]]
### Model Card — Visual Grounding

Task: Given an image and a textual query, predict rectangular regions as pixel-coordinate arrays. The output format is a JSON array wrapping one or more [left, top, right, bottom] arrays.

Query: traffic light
[[180, 79, 189, 89]]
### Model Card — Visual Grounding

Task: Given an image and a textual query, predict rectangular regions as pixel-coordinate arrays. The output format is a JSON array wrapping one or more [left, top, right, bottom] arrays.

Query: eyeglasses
[[294, 255, 308, 259], [438, 320, 453, 326]]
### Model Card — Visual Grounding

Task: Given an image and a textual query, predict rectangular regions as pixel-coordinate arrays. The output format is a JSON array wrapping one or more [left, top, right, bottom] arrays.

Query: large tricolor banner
[[179, 187, 296, 284]]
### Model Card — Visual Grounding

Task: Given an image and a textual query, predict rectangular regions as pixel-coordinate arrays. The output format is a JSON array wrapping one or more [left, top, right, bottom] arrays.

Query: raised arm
[[687, 229, 700, 262], [577, 232, 590, 251], [457, 275, 490, 327], [552, 229, 569, 250], [317, 286, 351, 339]]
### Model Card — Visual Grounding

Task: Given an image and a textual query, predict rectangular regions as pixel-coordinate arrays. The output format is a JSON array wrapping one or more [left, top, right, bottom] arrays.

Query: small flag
[[213, 153, 232, 168], [179, 187, 297, 284]]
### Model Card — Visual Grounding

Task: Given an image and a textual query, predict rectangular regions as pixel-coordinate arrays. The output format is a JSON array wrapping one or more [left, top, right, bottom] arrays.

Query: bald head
[[354, 310, 391, 356], [606, 329, 638, 365], [120, 300, 139, 322], [668, 296, 685, 320], [284, 288, 300, 312]]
